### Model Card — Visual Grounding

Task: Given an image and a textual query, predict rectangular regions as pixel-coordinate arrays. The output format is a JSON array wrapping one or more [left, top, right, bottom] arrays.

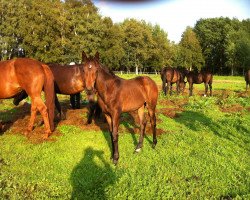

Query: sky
[[93, 0, 250, 43]]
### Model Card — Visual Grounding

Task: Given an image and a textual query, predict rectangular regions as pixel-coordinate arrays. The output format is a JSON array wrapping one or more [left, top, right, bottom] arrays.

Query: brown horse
[[82, 52, 158, 165], [161, 67, 186, 95], [186, 70, 213, 96], [13, 63, 101, 123], [245, 69, 250, 92], [0, 58, 55, 137]]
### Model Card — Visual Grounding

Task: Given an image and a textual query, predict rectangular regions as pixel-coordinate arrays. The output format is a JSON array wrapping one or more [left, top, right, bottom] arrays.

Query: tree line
[[1, 0, 249, 75]]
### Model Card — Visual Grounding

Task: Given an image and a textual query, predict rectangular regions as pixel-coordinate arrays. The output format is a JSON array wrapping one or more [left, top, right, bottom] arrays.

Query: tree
[[178, 26, 204, 70]]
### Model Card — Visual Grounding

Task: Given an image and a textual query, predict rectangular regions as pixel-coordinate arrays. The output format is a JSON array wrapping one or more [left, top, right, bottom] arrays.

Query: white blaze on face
[[89, 64, 92, 69]]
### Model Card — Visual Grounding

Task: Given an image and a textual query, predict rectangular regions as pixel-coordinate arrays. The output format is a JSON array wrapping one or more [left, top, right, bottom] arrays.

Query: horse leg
[[55, 94, 66, 120], [204, 83, 208, 96], [189, 82, 193, 96], [70, 95, 76, 109], [209, 83, 213, 96], [111, 111, 120, 165], [166, 82, 170, 95], [176, 81, 180, 95], [87, 100, 96, 124], [104, 114, 114, 159], [170, 83, 173, 96], [148, 106, 157, 148], [26, 104, 38, 136], [135, 106, 147, 153], [75, 93, 80, 109]]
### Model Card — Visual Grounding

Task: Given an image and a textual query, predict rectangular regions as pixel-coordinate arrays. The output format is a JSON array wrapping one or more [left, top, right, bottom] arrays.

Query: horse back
[[48, 64, 85, 94], [119, 76, 158, 112]]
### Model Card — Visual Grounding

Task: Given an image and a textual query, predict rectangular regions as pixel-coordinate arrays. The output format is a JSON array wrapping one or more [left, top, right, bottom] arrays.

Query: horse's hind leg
[[189, 82, 193, 96], [55, 94, 65, 120], [176, 81, 180, 94], [30, 96, 51, 138], [209, 83, 212, 96], [70, 95, 76, 109], [204, 83, 208, 96], [75, 93, 81, 109], [135, 106, 147, 153], [166, 82, 170, 95], [26, 104, 38, 136], [148, 106, 157, 148]]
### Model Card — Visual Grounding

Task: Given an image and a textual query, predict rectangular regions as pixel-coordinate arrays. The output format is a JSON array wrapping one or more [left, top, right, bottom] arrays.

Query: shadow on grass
[[71, 147, 117, 199], [174, 110, 250, 150]]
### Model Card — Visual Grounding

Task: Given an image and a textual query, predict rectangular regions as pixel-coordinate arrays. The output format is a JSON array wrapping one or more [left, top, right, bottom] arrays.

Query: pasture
[[0, 75, 249, 199]]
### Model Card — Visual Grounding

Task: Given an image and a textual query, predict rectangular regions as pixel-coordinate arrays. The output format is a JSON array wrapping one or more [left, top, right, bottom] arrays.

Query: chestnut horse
[[13, 63, 101, 123], [161, 67, 186, 95], [0, 58, 55, 137], [13, 63, 85, 119], [245, 69, 250, 92], [82, 52, 158, 165], [186, 70, 213, 96]]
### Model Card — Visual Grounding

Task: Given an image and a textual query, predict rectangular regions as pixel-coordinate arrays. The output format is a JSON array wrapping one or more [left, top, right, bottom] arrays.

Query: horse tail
[[161, 68, 166, 93], [42, 64, 55, 132]]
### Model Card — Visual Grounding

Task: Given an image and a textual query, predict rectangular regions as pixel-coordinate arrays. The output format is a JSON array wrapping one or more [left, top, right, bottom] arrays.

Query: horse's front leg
[[135, 106, 146, 153], [166, 82, 170, 95], [209, 83, 212, 96], [176, 81, 180, 94], [189, 82, 193, 96], [204, 83, 208, 96], [111, 110, 121, 165]]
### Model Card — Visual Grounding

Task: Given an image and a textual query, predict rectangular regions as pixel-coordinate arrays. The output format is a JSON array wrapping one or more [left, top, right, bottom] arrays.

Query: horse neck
[[95, 67, 117, 99]]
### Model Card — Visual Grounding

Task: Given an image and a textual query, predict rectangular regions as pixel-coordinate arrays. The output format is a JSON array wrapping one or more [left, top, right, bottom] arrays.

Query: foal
[[82, 52, 158, 164]]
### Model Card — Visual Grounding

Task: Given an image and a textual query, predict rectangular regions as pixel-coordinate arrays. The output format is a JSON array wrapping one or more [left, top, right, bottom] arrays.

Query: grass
[[0, 75, 250, 199]]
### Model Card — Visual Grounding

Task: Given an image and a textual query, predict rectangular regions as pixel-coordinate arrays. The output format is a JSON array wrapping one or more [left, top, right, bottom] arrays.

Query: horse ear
[[95, 52, 99, 61], [82, 51, 87, 63]]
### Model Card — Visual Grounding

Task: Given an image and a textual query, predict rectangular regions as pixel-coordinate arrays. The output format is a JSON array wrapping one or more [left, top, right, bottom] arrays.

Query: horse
[[186, 70, 213, 96], [161, 66, 186, 95], [0, 58, 55, 138], [13, 63, 101, 123], [82, 52, 158, 165], [245, 69, 250, 92]]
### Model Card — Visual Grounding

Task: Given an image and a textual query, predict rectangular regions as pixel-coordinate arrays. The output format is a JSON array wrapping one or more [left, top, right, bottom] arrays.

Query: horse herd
[[0, 53, 249, 164]]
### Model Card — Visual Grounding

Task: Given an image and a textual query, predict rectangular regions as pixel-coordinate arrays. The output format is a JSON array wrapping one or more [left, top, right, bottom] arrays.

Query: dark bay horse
[[0, 58, 55, 137], [161, 67, 186, 95], [186, 70, 213, 96], [245, 69, 250, 92], [82, 52, 158, 165]]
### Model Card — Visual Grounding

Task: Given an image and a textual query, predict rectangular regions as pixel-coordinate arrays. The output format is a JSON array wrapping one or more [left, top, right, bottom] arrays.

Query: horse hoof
[[152, 143, 156, 149], [134, 148, 141, 153], [113, 159, 118, 166]]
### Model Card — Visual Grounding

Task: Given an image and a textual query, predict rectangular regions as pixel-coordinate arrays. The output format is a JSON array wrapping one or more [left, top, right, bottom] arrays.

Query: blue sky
[[93, 0, 250, 43]]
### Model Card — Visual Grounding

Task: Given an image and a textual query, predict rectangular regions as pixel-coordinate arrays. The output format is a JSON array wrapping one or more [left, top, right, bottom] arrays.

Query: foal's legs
[[70, 95, 76, 109], [55, 94, 66, 120], [135, 106, 146, 152], [166, 82, 171, 95]]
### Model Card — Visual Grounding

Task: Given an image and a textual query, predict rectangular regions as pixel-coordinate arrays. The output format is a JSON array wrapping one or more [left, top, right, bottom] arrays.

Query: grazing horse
[[0, 58, 55, 137], [82, 52, 158, 165], [13, 63, 100, 123], [186, 70, 213, 96], [161, 67, 186, 95], [13, 63, 85, 119], [245, 69, 250, 92]]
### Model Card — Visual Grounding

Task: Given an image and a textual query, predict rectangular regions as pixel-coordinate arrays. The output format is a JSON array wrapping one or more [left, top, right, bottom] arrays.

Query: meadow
[[0, 75, 249, 199]]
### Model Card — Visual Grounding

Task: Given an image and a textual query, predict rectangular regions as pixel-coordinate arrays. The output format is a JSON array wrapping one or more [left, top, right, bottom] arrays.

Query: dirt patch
[[220, 104, 244, 113]]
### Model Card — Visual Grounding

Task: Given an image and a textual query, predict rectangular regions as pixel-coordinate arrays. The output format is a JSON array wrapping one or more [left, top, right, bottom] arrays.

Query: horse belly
[[0, 66, 21, 99], [121, 94, 145, 112]]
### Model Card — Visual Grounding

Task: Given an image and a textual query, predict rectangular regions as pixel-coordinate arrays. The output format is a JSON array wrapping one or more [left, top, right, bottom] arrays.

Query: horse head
[[82, 51, 100, 92]]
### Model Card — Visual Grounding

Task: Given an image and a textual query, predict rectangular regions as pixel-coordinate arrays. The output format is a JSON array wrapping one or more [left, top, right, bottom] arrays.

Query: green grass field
[[0, 75, 249, 199]]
